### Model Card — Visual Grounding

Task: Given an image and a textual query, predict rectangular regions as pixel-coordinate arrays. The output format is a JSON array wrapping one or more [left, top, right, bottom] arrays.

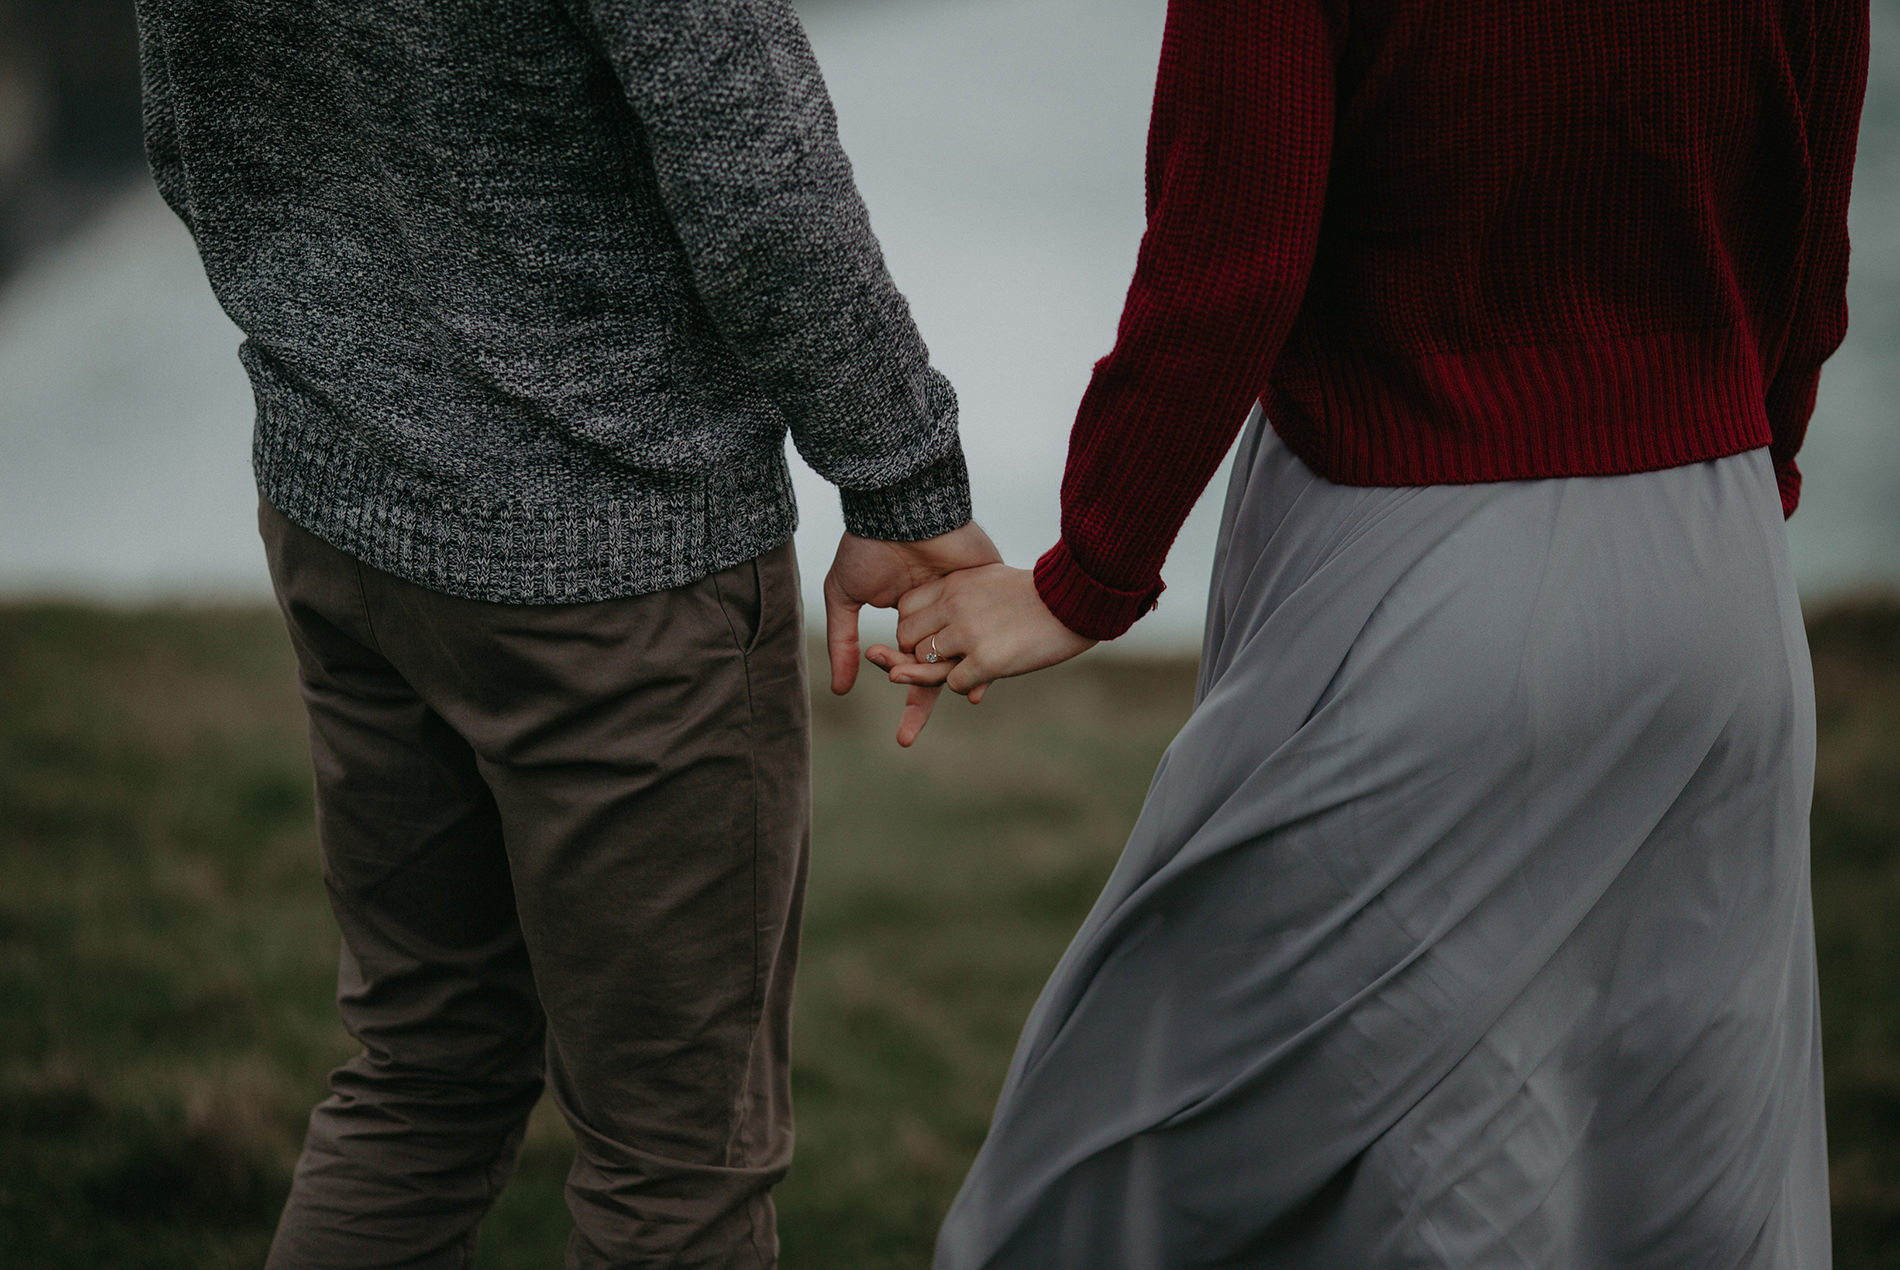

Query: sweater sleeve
[[1765, 0, 1871, 518], [1033, 0, 1340, 639], [565, 0, 971, 541], [134, 2, 197, 237]]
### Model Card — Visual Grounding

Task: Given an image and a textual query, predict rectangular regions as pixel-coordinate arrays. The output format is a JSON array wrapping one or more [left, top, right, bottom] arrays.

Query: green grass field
[[1, 598, 1896, 1267]]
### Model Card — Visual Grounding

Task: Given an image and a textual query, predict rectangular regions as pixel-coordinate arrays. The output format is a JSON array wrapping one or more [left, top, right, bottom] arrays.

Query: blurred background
[[1, 0, 1896, 1266]]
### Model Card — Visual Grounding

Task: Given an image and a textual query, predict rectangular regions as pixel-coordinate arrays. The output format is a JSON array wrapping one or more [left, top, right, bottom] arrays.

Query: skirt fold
[[936, 411, 1827, 1270]]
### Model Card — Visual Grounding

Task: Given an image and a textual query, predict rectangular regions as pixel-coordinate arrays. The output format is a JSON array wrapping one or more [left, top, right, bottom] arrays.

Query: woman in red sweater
[[877, 1, 1869, 1266]]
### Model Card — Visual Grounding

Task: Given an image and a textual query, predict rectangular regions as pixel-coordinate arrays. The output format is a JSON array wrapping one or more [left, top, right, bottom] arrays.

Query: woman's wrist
[[1032, 539, 1164, 642]]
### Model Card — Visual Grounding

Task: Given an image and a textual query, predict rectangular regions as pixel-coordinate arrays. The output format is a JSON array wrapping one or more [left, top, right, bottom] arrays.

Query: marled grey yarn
[[137, 0, 970, 603]]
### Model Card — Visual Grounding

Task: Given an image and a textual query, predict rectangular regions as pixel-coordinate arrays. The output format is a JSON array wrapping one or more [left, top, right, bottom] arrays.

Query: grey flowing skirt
[[936, 411, 1829, 1269]]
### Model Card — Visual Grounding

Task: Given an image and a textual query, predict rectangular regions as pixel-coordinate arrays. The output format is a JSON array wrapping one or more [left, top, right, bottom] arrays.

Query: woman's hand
[[865, 564, 1096, 743], [823, 522, 1002, 694]]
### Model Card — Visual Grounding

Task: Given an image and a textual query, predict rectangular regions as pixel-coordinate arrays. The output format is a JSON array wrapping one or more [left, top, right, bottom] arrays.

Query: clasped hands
[[824, 522, 1096, 746]]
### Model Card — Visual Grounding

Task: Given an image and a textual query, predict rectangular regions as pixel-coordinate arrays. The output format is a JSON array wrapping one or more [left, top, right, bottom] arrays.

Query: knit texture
[[137, 0, 971, 604], [1039, 0, 1870, 641]]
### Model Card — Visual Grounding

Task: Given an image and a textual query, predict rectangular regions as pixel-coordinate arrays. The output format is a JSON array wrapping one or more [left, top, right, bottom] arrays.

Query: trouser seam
[[738, 585, 772, 1269], [708, 552, 775, 1269]]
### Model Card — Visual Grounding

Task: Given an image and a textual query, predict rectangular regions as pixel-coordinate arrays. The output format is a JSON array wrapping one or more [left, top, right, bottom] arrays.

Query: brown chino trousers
[[258, 500, 810, 1269]]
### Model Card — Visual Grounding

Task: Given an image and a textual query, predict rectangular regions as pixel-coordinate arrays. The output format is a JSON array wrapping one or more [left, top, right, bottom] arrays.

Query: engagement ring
[[924, 636, 941, 664]]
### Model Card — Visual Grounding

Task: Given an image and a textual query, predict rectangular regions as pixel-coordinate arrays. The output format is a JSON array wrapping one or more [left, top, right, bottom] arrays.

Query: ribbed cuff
[[1032, 538, 1164, 641], [840, 446, 974, 541]]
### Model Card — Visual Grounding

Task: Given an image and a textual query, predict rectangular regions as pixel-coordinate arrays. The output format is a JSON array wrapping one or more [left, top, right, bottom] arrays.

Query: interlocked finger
[[895, 601, 950, 654]]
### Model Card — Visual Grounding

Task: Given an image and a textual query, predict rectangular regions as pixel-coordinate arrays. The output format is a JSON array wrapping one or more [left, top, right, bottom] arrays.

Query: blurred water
[[0, 0, 1892, 647]]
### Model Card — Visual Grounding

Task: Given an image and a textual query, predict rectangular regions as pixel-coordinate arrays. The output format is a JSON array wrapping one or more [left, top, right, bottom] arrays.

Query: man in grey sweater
[[137, 0, 993, 1264]]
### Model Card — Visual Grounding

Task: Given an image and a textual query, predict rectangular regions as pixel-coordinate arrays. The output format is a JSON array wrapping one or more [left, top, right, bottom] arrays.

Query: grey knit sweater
[[136, 0, 971, 603]]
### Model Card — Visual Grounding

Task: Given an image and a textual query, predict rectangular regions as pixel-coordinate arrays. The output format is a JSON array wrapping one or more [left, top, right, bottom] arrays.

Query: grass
[[1808, 597, 1900, 1266], [1, 597, 1896, 1267]]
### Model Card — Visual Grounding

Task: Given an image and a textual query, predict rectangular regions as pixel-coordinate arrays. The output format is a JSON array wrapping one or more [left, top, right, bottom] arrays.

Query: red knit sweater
[[1035, 0, 1871, 640]]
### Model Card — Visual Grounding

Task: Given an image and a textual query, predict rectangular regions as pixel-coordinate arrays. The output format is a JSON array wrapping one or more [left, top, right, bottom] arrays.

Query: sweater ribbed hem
[[253, 383, 798, 606], [1033, 539, 1164, 642], [839, 445, 974, 541], [1266, 326, 1774, 488]]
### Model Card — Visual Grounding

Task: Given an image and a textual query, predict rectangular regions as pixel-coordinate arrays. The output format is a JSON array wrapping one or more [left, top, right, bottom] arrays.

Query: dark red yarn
[[1036, 0, 1870, 640]]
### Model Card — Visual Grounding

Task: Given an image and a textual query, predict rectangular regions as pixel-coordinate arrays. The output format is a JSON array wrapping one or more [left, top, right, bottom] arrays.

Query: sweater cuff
[[839, 445, 974, 541], [1033, 538, 1164, 641]]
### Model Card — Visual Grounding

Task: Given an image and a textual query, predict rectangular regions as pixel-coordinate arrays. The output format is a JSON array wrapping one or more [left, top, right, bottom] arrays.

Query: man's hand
[[823, 522, 1001, 742]]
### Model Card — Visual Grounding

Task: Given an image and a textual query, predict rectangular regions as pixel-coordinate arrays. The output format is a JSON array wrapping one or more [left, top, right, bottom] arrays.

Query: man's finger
[[896, 683, 943, 747], [887, 657, 953, 687], [823, 578, 861, 695], [867, 643, 935, 672]]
